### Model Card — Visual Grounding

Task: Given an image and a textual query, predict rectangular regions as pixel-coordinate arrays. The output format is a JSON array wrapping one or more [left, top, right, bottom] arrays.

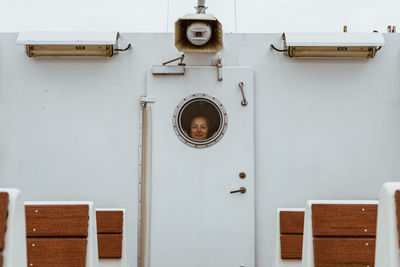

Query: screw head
[[239, 172, 246, 179]]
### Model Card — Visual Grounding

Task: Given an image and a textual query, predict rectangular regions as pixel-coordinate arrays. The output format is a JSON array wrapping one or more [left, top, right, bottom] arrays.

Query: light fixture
[[16, 31, 130, 57], [175, 0, 223, 53], [272, 32, 385, 59]]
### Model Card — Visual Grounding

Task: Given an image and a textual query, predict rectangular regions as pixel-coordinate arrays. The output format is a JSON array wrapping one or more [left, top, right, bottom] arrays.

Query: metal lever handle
[[230, 187, 247, 194], [239, 82, 248, 106]]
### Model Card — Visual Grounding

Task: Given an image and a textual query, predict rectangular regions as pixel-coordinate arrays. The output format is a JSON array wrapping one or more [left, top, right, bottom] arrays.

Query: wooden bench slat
[[27, 238, 87, 267], [98, 234, 122, 258], [280, 211, 304, 234], [0, 252, 2, 267], [0, 193, 9, 251], [96, 211, 123, 234], [280, 235, 303, 259], [312, 204, 377, 237], [25, 205, 89, 237], [395, 191, 400, 248], [314, 238, 375, 267]]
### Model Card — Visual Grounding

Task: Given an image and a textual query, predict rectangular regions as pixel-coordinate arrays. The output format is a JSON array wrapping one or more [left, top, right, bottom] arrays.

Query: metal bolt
[[239, 172, 246, 179], [30, 264, 33, 266], [364, 229, 368, 232], [33, 228, 36, 232], [362, 208, 365, 212], [365, 243, 369, 246], [34, 209, 38, 213], [32, 243, 35, 247]]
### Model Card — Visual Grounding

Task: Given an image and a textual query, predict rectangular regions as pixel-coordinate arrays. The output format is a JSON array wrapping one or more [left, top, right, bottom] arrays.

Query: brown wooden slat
[[27, 238, 87, 267], [314, 238, 375, 267], [280, 235, 303, 259], [97, 234, 122, 258], [0, 193, 9, 251], [0, 252, 3, 267], [280, 211, 304, 234], [25, 205, 89, 237], [312, 204, 377, 237], [96, 211, 123, 234], [395, 191, 400, 248]]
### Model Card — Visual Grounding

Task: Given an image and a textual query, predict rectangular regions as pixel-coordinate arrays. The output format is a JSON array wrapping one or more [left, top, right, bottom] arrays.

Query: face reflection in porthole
[[178, 98, 222, 143]]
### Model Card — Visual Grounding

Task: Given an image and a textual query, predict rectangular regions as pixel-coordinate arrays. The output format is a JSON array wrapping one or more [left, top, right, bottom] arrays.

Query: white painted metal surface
[[24, 201, 99, 267], [284, 32, 385, 46], [1, 188, 27, 267], [2, 33, 400, 267], [97, 208, 127, 267], [273, 208, 304, 267], [146, 66, 255, 267], [16, 31, 118, 45], [301, 200, 378, 267], [375, 182, 400, 267]]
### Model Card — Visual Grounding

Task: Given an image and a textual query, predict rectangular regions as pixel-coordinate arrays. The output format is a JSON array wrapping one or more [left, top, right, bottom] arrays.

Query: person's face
[[190, 117, 208, 140]]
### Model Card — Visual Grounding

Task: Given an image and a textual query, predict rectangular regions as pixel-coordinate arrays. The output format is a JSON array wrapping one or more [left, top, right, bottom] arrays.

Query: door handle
[[230, 187, 247, 194], [238, 82, 248, 106]]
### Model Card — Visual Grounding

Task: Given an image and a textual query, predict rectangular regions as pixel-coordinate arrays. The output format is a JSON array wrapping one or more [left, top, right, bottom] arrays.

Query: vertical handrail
[[139, 103, 152, 267]]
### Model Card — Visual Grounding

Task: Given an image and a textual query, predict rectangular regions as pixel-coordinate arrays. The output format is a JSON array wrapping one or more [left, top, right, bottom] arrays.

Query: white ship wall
[[2, 0, 400, 33], [1, 32, 400, 266]]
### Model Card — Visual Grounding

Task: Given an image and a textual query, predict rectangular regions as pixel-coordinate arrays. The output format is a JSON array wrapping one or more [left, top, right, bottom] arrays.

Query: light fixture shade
[[175, 13, 223, 53], [283, 32, 385, 58], [17, 31, 119, 57]]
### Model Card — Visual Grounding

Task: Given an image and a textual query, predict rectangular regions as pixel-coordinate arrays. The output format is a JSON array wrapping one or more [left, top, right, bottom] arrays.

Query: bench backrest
[[1, 189, 26, 267], [302, 200, 378, 267], [274, 208, 304, 267], [96, 209, 126, 267], [25, 201, 99, 267], [376, 182, 400, 267], [0, 193, 8, 267]]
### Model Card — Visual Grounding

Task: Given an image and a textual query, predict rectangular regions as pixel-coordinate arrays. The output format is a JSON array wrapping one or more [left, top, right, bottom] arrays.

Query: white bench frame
[[2, 188, 27, 267], [375, 182, 400, 267]]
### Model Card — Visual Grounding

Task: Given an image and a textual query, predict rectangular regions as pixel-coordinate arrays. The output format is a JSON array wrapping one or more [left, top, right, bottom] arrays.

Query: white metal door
[[146, 66, 254, 267]]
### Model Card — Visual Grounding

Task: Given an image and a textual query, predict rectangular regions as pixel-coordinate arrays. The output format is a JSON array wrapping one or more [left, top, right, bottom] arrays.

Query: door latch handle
[[230, 187, 247, 194]]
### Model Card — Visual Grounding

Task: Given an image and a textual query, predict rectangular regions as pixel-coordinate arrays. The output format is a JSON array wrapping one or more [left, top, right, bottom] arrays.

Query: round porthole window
[[173, 93, 228, 148]]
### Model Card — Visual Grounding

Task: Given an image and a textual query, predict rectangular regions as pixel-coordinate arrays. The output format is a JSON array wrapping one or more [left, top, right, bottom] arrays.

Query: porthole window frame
[[172, 93, 228, 149]]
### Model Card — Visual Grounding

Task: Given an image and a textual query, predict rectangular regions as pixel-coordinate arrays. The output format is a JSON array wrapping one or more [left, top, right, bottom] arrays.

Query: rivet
[[34, 209, 38, 213], [30, 264, 33, 266], [32, 243, 35, 247], [362, 208, 366, 212], [365, 243, 369, 246], [239, 172, 246, 179], [33, 228, 36, 232], [364, 229, 368, 232]]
